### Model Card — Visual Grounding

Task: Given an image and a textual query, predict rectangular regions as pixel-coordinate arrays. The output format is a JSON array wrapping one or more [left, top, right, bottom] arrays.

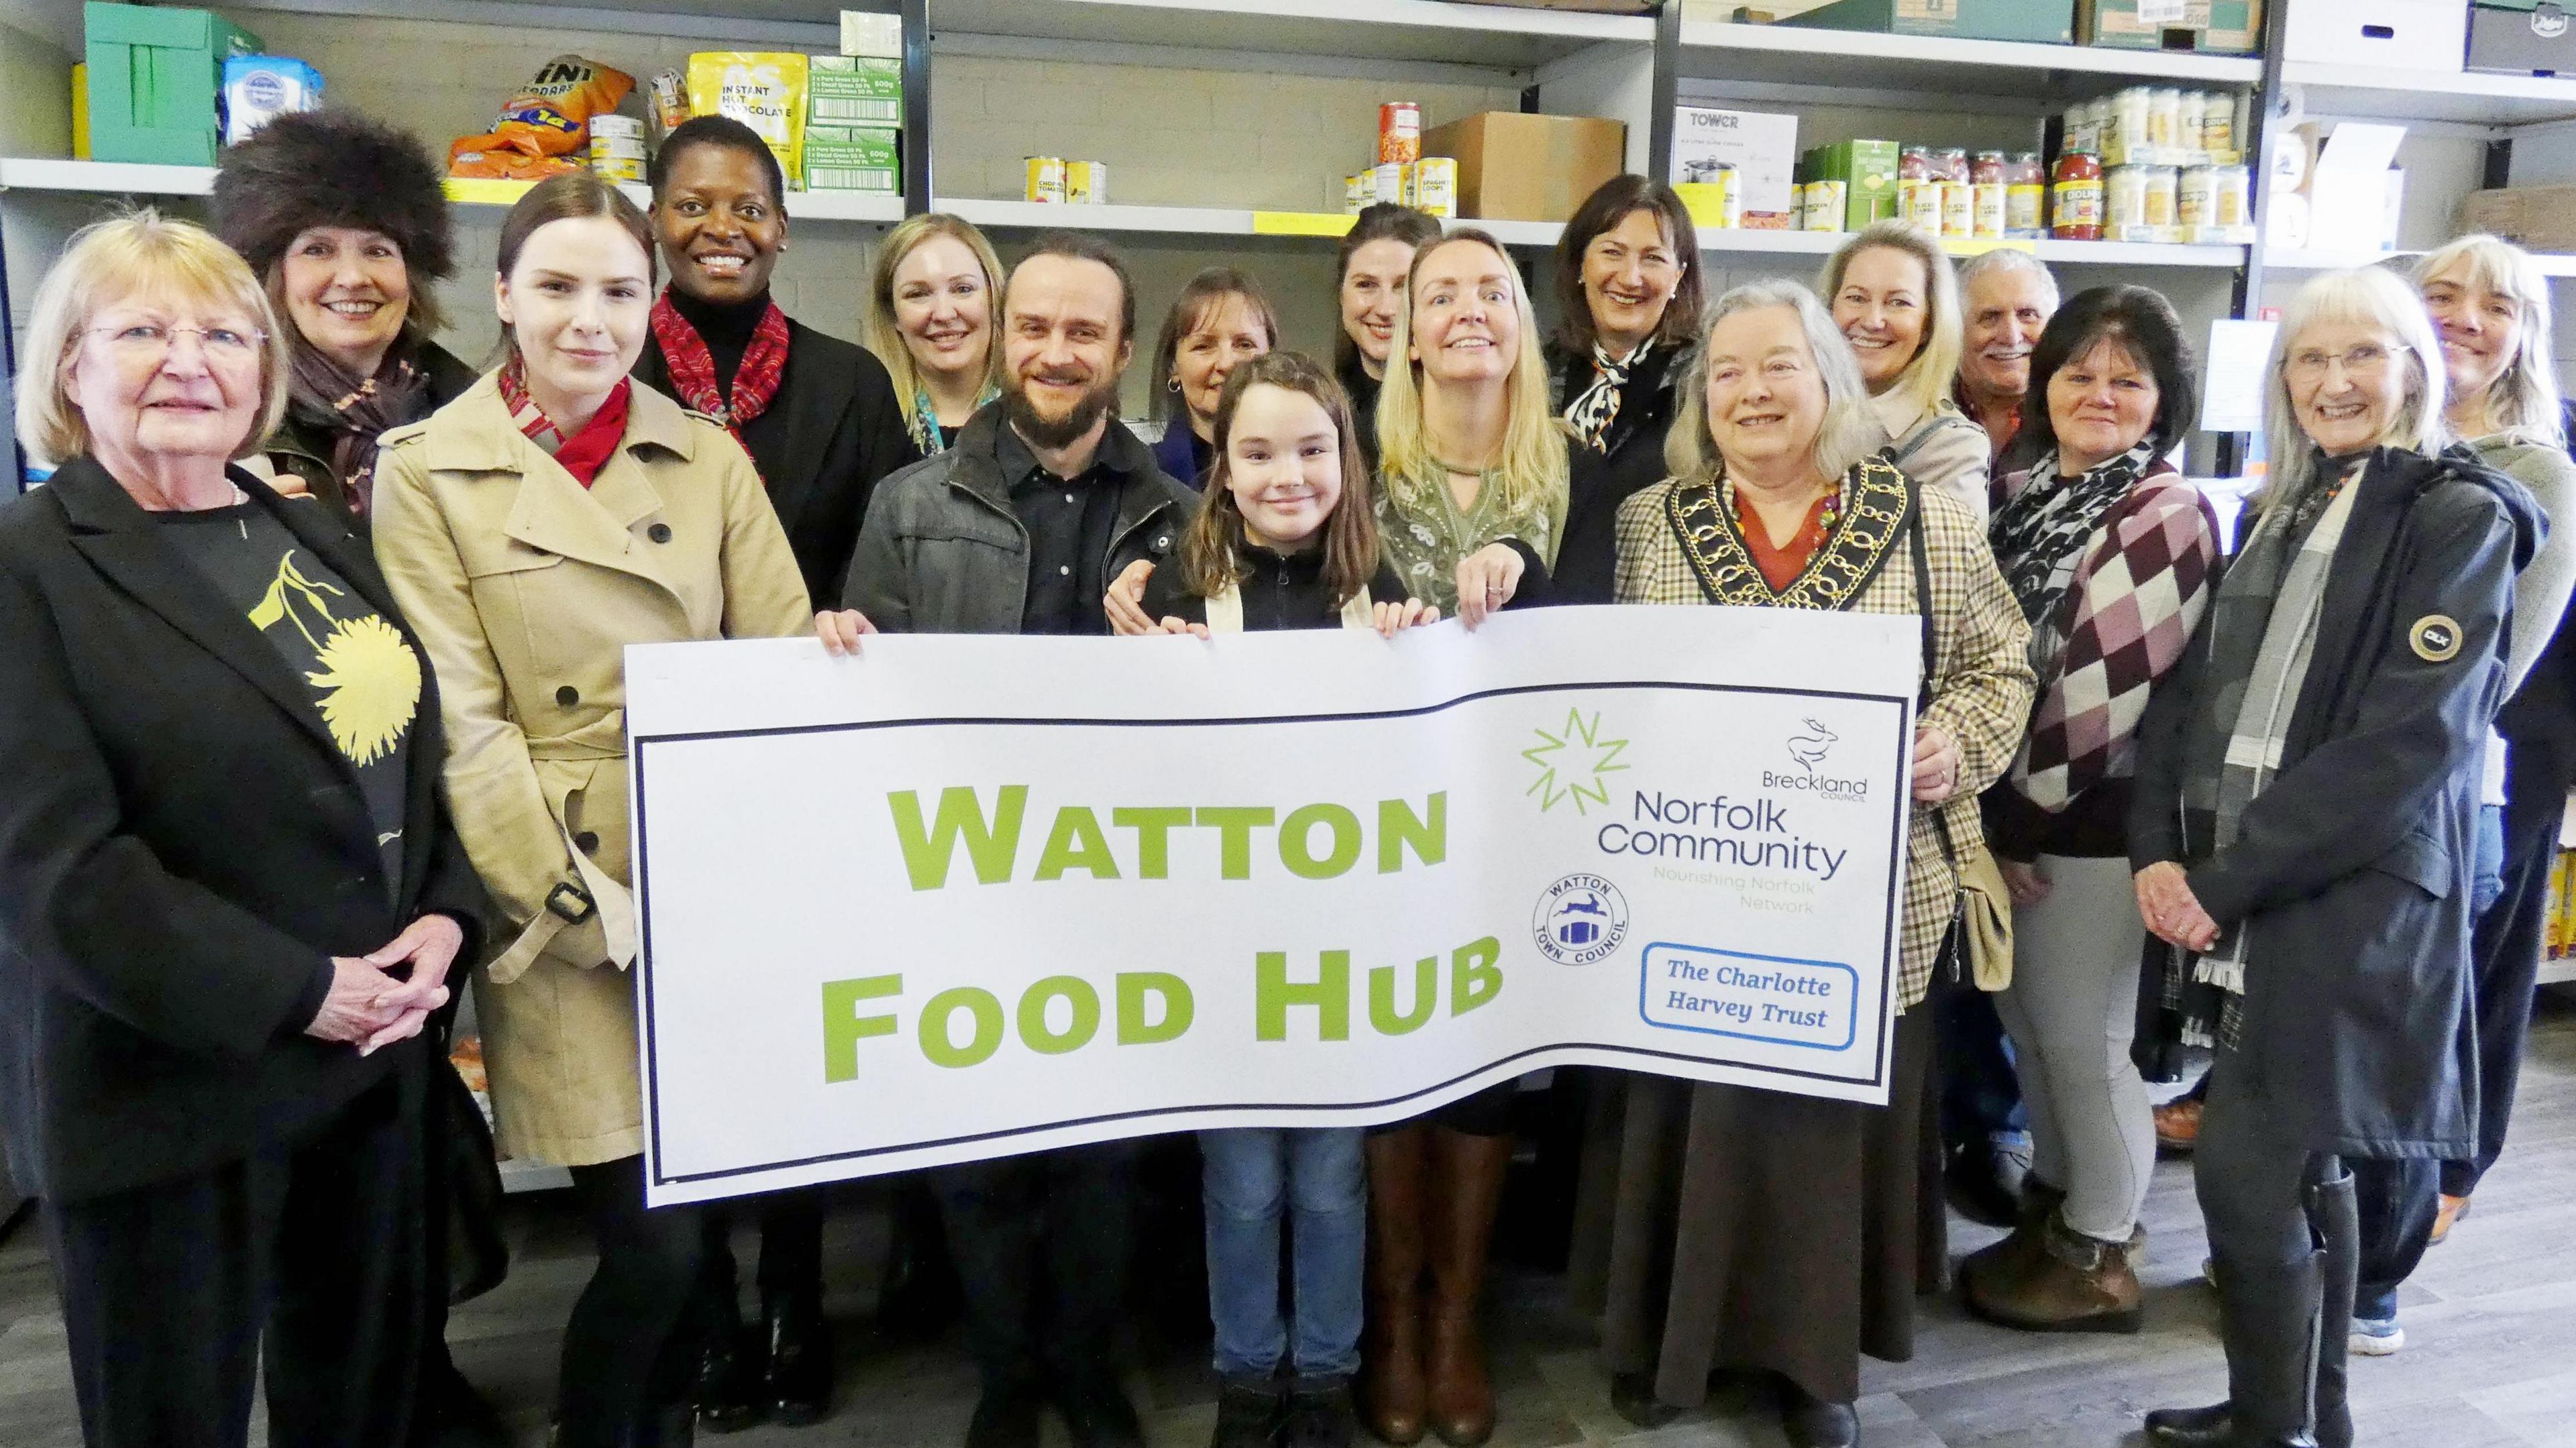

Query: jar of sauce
[[2006, 152, 2047, 237], [2052, 148, 2103, 241]]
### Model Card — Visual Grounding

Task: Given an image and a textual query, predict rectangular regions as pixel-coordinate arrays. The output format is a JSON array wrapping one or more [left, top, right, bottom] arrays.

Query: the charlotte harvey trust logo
[[1523, 708, 1629, 816]]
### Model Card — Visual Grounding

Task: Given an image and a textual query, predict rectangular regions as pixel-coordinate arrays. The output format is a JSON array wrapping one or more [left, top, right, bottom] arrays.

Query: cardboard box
[[1805, 138, 1901, 231], [839, 11, 904, 58], [1787, 0, 2075, 44], [2459, 183, 2576, 254], [2269, 121, 2406, 251], [2469, 3, 2576, 76], [2284, 0, 2465, 74], [1421, 112, 1625, 223], [2079, 0, 2263, 54], [83, 1, 263, 166], [809, 54, 901, 127], [1671, 106, 1799, 228], [802, 123, 899, 193]]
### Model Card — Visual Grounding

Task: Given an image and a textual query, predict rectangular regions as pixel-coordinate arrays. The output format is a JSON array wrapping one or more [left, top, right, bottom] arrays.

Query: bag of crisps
[[453, 54, 635, 166]]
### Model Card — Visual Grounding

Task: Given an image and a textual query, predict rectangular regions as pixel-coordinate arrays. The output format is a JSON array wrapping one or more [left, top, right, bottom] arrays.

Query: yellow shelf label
[[1253, 211, 1359, 237], [443, 178, 538, 207]]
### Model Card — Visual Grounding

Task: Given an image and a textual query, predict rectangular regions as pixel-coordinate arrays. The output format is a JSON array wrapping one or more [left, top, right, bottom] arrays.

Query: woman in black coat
[[0, 213, 486, 1448], [2131, 268, 2538, 1448]]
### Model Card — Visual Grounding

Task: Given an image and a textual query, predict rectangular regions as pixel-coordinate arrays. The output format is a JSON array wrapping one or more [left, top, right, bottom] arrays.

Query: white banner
[[627, 606, 1918, 1205]]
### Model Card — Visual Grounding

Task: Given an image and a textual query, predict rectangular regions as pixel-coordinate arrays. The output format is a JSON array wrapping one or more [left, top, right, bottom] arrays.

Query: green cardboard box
[[2078, 0, 2263, 54], [802, 124, 900, 193], [1786, 0, 2075, 44], [1809, 138, 1901, 231], [808, 54, 901, 127], [85, 1, 263, 166]]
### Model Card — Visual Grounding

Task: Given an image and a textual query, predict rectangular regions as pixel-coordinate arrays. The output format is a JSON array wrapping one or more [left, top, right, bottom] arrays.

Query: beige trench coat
[[372, 374, 812, 1165]]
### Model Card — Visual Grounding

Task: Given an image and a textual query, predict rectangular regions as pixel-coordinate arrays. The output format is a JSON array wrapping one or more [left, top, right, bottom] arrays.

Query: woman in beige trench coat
[[371, 174, 811, 1447]]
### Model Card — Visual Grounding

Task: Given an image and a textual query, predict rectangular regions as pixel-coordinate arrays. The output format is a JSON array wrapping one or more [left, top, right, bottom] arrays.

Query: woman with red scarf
[[370, 174, 813, 1448]]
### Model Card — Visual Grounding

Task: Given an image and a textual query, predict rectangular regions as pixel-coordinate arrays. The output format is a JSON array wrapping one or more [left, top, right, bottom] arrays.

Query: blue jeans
[[1200, 1127, 1364, 1380]]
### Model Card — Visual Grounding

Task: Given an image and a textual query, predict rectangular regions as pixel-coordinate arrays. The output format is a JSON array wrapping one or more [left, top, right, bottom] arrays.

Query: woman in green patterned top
[[1372, 229, 1571, 628]]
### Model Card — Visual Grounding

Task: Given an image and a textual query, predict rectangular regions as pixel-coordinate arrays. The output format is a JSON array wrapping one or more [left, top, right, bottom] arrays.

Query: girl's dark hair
[[1554, 175, 1703, 355], [1334, 203, 1444, 376], [1179, 351, 1383, 610], [494, 173, 655, 354], [648, 113, 786, 209], [1150, 267, 1282, 429], [2011, 284, 2199, 461]]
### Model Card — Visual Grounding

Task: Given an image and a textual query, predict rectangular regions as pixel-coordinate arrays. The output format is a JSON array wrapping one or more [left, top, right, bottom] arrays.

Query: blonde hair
[[1666, 280, 1885, 486], [1818, 221, 1963, 424], [16, 209, 290, 468], [2260, 266, 2451, 512], [867, 213, 1008, 442], [2416, 234, 2565, 447], [1376, 230, 1568, 516]]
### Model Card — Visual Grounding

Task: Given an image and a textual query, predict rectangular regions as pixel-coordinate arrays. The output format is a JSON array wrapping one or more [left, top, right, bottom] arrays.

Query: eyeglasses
[[2286, 341, 2405, 384], [86, 323, 266, 363]]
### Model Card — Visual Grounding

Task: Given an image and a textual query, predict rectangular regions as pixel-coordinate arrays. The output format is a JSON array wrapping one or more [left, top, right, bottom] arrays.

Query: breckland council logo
[[1523, 708, 1629, 816]]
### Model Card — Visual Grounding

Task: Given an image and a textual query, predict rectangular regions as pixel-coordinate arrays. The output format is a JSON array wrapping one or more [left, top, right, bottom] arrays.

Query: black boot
[[763, 1286, 833, 1426], [693, 1258, 765, 1434], [1779, 1378, 1858, 1448], [1211, 1376, 1285, 1448], [879, 1179, 963, 1340], [2144, 1249, 2322, 1447], [2307, 1170, 2358, 1448]]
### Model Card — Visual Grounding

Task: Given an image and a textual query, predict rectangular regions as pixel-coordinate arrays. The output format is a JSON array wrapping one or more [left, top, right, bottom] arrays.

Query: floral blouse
[[1373, 459, 1567, 614]]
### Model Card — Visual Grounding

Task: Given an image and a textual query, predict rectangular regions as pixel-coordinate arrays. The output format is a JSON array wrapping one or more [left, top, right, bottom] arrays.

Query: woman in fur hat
[[213, 109, 476, 526]]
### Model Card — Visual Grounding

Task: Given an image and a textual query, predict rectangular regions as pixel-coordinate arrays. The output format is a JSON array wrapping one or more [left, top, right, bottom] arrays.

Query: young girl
[[1136, 352, 1432, 1448]]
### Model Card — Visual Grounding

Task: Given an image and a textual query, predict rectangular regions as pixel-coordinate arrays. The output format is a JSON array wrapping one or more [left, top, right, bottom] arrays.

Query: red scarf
[[498, 359, 633, 488], [649, 290, 790, 476]]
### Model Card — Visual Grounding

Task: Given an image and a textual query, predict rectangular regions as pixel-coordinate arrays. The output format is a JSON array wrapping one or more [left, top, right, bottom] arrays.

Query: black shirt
[[1340, 353, 1387, 478], [156, 502, 419, 892], [996, 421, 1126, 635], [1142, 539, 1409, 632]]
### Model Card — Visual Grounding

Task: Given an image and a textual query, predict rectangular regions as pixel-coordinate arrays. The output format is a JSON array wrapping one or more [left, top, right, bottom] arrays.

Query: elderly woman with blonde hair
[[2133, 266, 2540, 1448], [1580, 278, 2033, 1448], [1822, 219, 1991, 523], [0, 210, 487, 1447]]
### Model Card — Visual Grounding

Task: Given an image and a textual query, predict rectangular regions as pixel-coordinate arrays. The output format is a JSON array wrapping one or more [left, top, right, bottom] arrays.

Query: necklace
[[1721, 473, 1842, 539]]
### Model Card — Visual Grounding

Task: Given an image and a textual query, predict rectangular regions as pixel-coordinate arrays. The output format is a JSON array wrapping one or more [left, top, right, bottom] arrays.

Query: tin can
[[1373, 162, 1406, 206], [1902, 178, 1944, 233], [1379, 102, 1421, 166], [1803, 179, 1847, 233], [590, 135, 646, 163], [1024, 156, 1066, 204], [1346, 173, 1368, 213], [1067, 160, 1108, 205], [1972, 182, 2007, 240], [1410, 156, 1458, 218], [1940, 180, 1975, 239], [590, 153, 645, 183]]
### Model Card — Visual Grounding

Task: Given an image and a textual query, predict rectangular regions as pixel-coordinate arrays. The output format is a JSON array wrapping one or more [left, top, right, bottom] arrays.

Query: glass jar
[[2106, 164, 2148, 232], [1898, 145, 1933, 182], [2108, 87, 2151, 165], [2053, 148, 2104, 241], [2211, 163, 2251, 228], [2141, 165, 2180, 229], [2198, 91, 2236, 160], [2147, 88, 2183, 150], [1935, 147, 1972, 184]]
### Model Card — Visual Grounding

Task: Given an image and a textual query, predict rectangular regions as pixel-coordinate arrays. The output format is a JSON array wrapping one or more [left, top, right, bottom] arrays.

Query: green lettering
[[1280, 803, 1362, 880], [1450, 936, 1502, 1015], [1033, 806, 1121, 881], [1257, 949, 1350, 1041], [1112, 807, 1193, 879], [888, 786, 1028, 890], [1196, 806, 1277, 880], [1368, 956, 1438, 1036], [1116, 972, 1194, 1044], [1017, 975, 1101, 1054], [820, 974, 902, 1082], [1378, 793, 1447, 873], [920, 986, 1004, 1068]]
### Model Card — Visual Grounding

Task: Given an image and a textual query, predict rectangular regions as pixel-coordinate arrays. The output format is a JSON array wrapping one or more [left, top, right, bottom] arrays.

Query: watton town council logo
[[1532, 873, 1629, 966], [1523, 708, 1629, 815]]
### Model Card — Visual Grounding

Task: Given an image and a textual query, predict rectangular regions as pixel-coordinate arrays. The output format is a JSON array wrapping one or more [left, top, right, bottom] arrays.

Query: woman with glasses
[[2133, 268, 2540, 1448]]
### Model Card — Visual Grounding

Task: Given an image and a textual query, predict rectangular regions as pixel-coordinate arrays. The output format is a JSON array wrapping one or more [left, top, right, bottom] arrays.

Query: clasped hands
[[304, 913, 466, 1055], [2133, 860, 2220, 952]]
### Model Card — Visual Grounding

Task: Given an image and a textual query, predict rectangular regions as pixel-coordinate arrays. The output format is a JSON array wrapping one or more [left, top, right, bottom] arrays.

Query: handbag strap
[[1904, 490, 1964, 874]]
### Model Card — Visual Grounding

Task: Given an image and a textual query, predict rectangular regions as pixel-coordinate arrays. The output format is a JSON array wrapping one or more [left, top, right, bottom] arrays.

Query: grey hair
[[2260, 266, 2451, 514], [2414, 234, 2565, 448], [1956, 247, 2061, 313], [1666, 279, 1888, 486]]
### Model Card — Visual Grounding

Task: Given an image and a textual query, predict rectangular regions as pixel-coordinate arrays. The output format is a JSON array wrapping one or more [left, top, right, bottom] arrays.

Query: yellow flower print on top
[[248, 553, 422, 766]]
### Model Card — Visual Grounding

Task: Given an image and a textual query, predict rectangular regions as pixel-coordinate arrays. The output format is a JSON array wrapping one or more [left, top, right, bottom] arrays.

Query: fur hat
[[211, 110, 455, 288]]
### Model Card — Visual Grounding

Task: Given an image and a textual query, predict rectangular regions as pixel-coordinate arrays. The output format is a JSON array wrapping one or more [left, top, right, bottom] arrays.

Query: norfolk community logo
[[1523, 708, 1629, 816]]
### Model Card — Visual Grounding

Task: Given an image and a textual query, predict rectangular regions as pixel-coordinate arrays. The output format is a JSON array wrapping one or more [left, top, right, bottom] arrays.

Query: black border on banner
[[632, 678, 1914, 1190]]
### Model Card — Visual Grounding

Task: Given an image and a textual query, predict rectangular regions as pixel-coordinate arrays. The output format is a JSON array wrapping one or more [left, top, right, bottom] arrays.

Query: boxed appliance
[[2459, 182, 2576, 253], [809, 54, 901, 127], [1670, 106, 1800, 229], [2078, 0, 2264, 54], [83, 1, 264, 166], [1420, 112, 1625, 222], [1784, 0, 2076, 44], [2469, 2, 2576, 76], [2283, 0, 2467, 73], [803, 124, 900, 193]]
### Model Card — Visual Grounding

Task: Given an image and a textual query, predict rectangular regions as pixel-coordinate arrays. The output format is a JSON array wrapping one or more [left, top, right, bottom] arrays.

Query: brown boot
[[1424, 1127, 1512, 1447], [1962, 1207, 2143, 1334], [1362, 1127, 1431, 1446], [1958, 1176, 2064, 1302]]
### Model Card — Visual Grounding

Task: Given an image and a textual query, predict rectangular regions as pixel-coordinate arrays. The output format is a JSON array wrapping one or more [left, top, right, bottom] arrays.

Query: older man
[[1953, 249, 2060, 479]]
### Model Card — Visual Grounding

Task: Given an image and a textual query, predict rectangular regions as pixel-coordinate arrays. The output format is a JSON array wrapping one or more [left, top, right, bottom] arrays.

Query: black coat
[[2130, 447, 2539, 1159], [637, 317, 918, 604], [0, 459, 489, 1202], [266, 339, 478, 526], [1551, 341, 1681, 604]]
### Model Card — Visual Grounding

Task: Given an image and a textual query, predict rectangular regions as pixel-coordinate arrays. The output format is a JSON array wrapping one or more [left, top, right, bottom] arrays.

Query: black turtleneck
[[663, 285, 771, 395]]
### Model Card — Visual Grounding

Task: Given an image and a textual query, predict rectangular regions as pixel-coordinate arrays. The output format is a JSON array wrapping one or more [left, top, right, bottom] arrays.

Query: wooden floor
[[7, 998, 2576, 1447]]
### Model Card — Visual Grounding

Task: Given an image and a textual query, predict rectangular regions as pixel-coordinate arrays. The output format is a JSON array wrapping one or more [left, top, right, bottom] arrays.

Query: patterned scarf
[[2163, 453, 2365, 1048], [1562, 339, 1650, 451], [1990, 442, 2157, 668], [286, 343, 431, 517], [649, 290, 790, 471], [497, 359, 632, 488], [909, 383, 1002, 454]]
